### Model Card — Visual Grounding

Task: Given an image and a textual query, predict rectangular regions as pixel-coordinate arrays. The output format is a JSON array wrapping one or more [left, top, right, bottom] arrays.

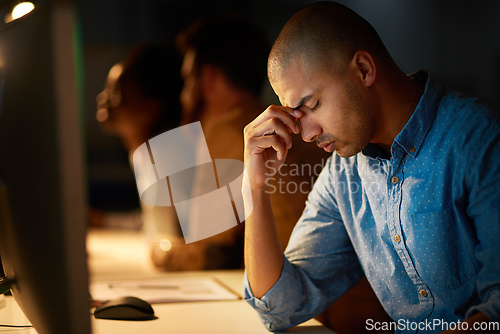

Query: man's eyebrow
[[292, 94, 312, 110]]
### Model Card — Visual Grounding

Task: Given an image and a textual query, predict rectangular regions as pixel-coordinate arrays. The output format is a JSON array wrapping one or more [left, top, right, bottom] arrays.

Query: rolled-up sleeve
[[243, 259, 306, 332]]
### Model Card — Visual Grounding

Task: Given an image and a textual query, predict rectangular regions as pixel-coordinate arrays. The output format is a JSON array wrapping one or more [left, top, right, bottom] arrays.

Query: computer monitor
[[0, 1, 91, 334]]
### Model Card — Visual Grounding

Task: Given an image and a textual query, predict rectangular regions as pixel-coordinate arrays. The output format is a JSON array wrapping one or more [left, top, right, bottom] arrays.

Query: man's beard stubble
[[315, 80, 372, 158]]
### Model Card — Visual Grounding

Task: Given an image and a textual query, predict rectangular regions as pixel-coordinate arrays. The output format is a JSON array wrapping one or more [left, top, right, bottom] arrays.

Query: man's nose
[[299, 117, 321, 142]]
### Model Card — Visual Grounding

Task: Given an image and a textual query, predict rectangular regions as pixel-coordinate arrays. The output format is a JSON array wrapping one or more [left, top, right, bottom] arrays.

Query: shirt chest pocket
[[408, 208, 478, 291]]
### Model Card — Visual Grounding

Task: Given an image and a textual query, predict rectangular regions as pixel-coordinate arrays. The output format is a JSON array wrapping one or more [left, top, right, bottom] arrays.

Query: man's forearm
[[242, 104, 302, 299], [244, 188, 285, 299]]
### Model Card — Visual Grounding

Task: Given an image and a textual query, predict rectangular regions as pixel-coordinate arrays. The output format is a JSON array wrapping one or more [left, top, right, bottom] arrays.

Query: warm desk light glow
[[5, 2, 34, 23], [12, 2, 35, 20]]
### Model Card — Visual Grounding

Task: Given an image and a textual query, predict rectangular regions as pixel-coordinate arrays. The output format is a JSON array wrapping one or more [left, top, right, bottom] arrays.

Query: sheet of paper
[[90, 276, 240, 304]]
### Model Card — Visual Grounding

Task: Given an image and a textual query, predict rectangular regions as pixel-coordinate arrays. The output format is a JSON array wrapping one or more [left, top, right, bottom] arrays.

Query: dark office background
[[77, 0, 500, 213]]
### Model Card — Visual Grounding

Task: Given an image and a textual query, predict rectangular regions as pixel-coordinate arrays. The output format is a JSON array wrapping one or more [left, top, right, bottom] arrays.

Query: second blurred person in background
[[150, 13, 269, 270]]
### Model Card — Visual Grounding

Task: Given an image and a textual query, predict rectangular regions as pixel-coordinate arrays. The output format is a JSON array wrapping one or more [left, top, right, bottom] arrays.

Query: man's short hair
[[177, 13, 269, 97], [268, 1, 392, 82]]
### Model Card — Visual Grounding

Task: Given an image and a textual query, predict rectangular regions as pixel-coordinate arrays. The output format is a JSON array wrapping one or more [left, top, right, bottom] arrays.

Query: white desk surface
[[0, 228, 334, 334], [88, 228, 334, 334], [0, 295, 35, 334]]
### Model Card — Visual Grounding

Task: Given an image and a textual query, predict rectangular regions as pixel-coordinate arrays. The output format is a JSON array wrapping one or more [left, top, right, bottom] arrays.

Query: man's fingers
[[259, 118, 294, 149], [248, 134, 288, 161], [252, 105, 302, 135], [243, 105, 299, 189], [245, 117, 293, 150]]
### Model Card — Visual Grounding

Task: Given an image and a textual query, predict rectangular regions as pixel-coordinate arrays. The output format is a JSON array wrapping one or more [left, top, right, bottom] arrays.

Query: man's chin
[[333, 145, 361, 158]]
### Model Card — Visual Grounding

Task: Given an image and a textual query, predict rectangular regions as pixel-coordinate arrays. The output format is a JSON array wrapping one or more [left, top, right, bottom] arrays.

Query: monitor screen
[[0, 1, 91, 334]]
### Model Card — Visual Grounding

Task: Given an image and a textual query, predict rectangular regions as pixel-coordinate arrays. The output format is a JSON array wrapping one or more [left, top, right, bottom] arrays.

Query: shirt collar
[[362, 70, 444, 160]]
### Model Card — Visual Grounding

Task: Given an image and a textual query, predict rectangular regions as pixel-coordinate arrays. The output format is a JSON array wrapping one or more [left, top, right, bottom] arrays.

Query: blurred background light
[[5, 2, 34, 23], [159, 239, 172, 252]]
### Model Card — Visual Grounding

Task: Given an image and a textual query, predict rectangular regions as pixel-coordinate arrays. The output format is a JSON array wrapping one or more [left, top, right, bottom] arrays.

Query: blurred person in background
[[149, 13, 269, 270], [95, 43, 184, 245], [96, 43, 182, 153]]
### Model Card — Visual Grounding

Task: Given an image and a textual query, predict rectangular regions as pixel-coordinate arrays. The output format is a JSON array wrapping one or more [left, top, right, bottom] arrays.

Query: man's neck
[[372, 69, 424, 154], [120, 126, 153, 153], [200, 89, 257, 127]]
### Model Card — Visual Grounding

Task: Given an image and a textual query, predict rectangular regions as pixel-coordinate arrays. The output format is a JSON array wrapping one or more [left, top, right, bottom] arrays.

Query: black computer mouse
[[93, 296, 157, 321]]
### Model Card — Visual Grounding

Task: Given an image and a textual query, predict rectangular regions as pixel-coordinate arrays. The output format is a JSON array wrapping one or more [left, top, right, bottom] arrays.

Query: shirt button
[[409, 146, 416, 153], [391, 176, 399, 184], [394, 235, 401, 243], [419, 289, 428, 297]]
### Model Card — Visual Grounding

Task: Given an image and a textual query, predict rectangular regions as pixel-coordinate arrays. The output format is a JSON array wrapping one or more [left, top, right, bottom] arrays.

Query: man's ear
[[351, 51, 376, 87]]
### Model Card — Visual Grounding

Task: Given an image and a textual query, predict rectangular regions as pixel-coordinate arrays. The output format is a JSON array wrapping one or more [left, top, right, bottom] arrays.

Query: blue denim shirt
[[243, 71, 500, 333]]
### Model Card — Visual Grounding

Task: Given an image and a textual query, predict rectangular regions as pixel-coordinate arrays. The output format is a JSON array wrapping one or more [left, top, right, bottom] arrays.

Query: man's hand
[[243, 105, 302, 191], [242, 105, 302, 298]]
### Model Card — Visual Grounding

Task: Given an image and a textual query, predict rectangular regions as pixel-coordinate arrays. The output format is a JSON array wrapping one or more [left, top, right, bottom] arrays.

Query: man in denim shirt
[[243, 2, 500, 333]]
